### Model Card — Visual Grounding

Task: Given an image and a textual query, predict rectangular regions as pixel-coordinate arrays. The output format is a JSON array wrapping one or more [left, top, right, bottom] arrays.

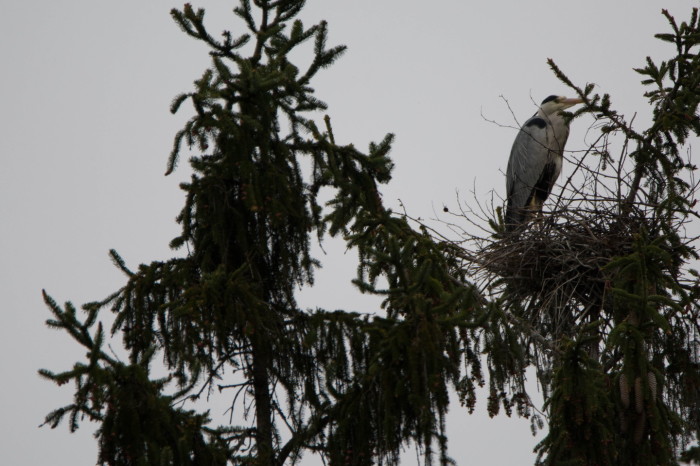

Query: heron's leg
[[531, 209, 545, 230], [525, 198, 544, 227]]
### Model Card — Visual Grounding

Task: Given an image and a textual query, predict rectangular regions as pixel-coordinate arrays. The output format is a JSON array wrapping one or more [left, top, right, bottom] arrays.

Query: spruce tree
[[470, 7, 700, 465], [40, 2, 487, 464]]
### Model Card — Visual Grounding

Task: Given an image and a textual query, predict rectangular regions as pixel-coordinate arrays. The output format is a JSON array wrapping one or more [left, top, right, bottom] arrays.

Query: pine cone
[[648, 371, 657, 399], [634, 376, 644, 414], [619, 374, 630, 409]]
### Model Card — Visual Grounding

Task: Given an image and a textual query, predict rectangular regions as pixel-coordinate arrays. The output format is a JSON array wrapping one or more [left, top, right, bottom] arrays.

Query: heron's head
[[539, 95, 584, 116]]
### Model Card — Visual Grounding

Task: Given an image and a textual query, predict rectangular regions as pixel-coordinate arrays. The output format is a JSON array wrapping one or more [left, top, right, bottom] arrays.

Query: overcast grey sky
[[2, 1, 698, 464]]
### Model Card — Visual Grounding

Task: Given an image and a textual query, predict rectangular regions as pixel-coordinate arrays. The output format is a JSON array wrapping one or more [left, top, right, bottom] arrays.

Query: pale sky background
[[2, 1, 699, 465]]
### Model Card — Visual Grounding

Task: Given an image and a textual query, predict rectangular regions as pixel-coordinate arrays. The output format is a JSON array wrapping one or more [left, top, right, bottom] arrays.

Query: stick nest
[[474, 204, 648, 339]]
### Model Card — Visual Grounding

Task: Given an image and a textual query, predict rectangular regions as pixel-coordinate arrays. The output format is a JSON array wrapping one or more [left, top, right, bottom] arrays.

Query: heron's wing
[[506, 117, 551, 221]]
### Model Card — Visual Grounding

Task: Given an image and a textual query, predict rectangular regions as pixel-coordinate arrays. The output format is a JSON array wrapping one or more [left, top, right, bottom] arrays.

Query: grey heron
[[505, 95, 583, 231]]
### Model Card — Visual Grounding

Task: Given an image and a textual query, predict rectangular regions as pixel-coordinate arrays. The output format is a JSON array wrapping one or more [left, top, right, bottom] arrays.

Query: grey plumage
[[505, 95, 583, 230]]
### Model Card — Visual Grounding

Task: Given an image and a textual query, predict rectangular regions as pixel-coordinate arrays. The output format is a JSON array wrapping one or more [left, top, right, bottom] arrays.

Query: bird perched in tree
[[505, 95, 583, 231]]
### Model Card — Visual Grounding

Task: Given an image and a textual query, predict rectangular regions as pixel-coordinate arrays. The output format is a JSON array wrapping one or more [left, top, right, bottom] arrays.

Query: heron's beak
[[561, 97, 584, 109]]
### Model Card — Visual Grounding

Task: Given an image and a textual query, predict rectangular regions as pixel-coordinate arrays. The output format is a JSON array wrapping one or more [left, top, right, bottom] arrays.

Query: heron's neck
[[539, 109, 568, 125]]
